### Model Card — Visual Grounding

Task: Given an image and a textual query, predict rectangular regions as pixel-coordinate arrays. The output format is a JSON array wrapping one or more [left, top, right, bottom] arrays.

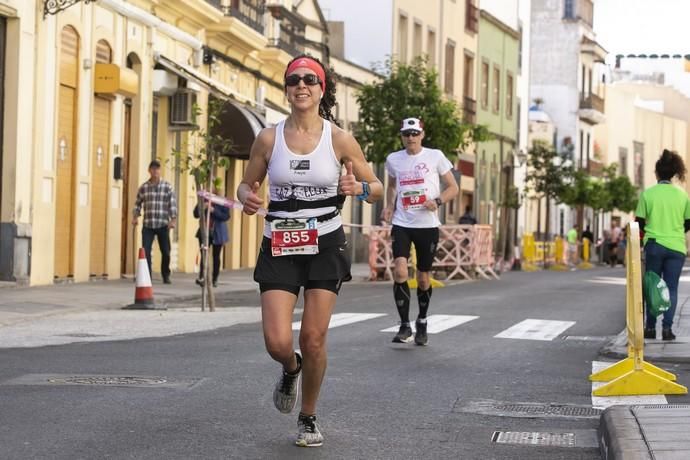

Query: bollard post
[[550, 237, 568, 271], [578, 238, 593, 269]]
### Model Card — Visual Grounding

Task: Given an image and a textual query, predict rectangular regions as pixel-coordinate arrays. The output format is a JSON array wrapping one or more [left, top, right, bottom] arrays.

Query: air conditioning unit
[[169, 89, 197, 129]]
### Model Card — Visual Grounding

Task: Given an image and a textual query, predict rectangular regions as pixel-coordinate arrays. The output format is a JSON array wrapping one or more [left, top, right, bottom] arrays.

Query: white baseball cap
[[400, 117, 424, 133]]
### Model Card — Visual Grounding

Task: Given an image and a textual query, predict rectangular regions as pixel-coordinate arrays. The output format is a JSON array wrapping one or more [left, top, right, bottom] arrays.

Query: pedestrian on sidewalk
[[132, 160, 177, 284], [609, 220, 622, 267], [636, 149, 690, 341], [566, 224, 579, 269], [380, 117, 459, 346], [193, 197, 230, 288], [458, 205, 478, 225], [237, 54, 383, 447]]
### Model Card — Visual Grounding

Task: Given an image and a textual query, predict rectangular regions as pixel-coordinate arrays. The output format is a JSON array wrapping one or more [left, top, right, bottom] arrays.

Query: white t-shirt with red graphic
[[385, 147, 453, 228]]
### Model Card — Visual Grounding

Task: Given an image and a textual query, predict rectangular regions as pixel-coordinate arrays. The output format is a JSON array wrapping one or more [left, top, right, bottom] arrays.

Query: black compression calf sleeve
[[417, 286, 432, 319], [393, 282, 411, 324]]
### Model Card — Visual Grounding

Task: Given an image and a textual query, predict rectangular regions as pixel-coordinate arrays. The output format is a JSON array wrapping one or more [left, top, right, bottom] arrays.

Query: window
[[581, 64, 586, 93], [619, 147, 628, 175], [465, 0, 478, 33], [634, 141, 644, 187], [444, 40, 456, 94], [492, 66, 500, 113], [506, 73, 514, 119], [427, 29, 436, 68], [579, 130, 584, 168], [518, 24, 523, 73], [480, 60, 489, 108], [398, 14, 408, 63], [586, 132, 591, 165], [463, 51, 474, 98], [413, 21, 422, 58], [564, 0, 574, 18], [588, 68, 593, 95]]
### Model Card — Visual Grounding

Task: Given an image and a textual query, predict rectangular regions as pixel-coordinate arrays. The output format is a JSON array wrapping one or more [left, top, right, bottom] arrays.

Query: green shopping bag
[[643, 271, 671, 317]]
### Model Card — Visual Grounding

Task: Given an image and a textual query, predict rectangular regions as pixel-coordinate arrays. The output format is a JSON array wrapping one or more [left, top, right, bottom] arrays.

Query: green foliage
[[501, 185, 521, 210], [559, 162, 639, 213], [524, 140, 573, 203], [355, 57, 491, 164]]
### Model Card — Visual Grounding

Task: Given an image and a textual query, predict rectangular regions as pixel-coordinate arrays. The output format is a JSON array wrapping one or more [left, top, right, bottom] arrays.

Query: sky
[[594, 0, 690, 95]]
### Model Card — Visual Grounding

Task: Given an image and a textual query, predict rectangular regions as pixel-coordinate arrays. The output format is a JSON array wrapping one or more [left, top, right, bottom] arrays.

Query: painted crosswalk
[[380, 314, 479, 334], [292, 312, 387, 331], [588, 276, 626, 285], [494, 319, 576, 341], [591, 361, 667, 409]]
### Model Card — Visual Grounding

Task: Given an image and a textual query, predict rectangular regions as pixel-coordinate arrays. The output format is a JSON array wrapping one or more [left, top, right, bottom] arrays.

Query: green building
[[475, 9, 519, 257]]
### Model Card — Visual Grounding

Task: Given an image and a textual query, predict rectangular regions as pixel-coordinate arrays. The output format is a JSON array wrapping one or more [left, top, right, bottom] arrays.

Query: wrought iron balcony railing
[[463, 96, 477, 124], [206, 0, 265, 35], [579, 92, 605, 114], [465, 0, 479, 34]]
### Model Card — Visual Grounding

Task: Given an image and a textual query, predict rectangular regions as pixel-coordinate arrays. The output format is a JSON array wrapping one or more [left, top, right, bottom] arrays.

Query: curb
[[598, 406, 652, 460]]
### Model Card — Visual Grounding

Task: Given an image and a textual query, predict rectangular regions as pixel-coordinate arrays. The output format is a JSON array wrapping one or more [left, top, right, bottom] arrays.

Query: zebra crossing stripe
[[380, 315, 479, 334], [591, 361, 667, 409], [292, 313, 387, 331], [588, 277, 626, 285], [494, 319, 575, 341]]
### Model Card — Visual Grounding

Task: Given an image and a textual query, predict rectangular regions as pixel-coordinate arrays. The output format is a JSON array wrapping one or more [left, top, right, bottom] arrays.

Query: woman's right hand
[[242, 182, 263, 216]]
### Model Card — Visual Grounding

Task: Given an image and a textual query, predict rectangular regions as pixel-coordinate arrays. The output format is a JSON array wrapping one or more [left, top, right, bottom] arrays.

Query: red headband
[[285, 57, 326, 93]]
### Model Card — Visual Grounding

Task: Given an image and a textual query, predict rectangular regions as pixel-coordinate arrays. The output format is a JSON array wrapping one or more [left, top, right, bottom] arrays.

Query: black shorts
[[254, 227, 351, 295], [391, 225, 439, 272]]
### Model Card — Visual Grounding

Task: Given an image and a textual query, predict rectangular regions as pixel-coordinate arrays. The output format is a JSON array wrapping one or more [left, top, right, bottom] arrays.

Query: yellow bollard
[[578, 238, 593, 269], [522, 233, 539, 272], [589, 222, 687, 396], [407, 243, 444, 289], [550, 236, 569, 271]]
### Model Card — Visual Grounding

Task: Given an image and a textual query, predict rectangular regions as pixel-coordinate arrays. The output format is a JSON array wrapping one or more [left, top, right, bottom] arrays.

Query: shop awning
[[153, 53, 268, 159]]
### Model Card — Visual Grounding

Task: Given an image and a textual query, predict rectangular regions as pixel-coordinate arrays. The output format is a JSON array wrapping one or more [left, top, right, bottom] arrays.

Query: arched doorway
[[90, 39, 112, 278], [54, 25, 79, 279]]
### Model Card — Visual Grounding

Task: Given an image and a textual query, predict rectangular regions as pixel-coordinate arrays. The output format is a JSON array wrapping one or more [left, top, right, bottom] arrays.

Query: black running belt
[[268, 195, 345, 213], [265, 209, 340, 223]]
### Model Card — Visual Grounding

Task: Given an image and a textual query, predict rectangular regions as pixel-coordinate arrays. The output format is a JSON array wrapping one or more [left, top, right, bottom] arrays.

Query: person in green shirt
[[566, 225, 579, 268], [635, 149, 690, 341]]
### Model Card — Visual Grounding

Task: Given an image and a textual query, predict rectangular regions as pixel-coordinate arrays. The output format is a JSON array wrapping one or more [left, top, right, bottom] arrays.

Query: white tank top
[[264, 119, 342, 237]]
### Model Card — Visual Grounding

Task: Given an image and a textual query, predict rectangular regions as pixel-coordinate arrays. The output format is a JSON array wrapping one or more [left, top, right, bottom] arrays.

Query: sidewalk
[[0, 263, 373, 348], [598, 280, 690, 459]]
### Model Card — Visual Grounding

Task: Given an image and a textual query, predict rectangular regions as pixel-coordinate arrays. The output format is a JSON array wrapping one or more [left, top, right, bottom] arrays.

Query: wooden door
[[89, 96, 110, 276], [120, 101, 132, 274], [54, 26, 79, 279]]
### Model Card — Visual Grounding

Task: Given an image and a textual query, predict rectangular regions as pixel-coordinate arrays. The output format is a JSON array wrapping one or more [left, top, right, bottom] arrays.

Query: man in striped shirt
[[132, 160, 177, 284]]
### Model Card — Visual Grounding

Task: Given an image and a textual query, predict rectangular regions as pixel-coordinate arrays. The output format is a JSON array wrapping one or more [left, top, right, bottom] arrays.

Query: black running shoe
[[662, 328, 676, 341], [414, 320, 428, 346], [392, 324, 413, 343], [644, 328, 656, 339], [273, 352, 301, 414], [295, 413, 324, 447]]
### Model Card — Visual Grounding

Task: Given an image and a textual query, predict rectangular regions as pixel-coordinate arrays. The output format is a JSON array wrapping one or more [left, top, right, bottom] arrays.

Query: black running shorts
[[391, 225, 439, 272], [254, 226, 351, 295]]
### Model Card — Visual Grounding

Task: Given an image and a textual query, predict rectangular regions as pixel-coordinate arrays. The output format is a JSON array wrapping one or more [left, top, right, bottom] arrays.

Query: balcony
[[465, 0, 479, 34], [462, 96, 477, 124], [586, 157, 604, 177], [578, 92, 605, 124], [206, 0, 265, 35], [269, 36, 303, 58]]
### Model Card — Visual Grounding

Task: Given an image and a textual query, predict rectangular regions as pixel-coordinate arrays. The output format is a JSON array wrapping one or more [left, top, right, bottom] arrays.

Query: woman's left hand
[[338, 161, 362, 196]]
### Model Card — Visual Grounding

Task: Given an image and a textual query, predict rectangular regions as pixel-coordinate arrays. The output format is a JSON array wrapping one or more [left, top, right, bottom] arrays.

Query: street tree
[[524, 140, 573, 246], [171, 97, 234, 312], [355, 57, 491, 164]]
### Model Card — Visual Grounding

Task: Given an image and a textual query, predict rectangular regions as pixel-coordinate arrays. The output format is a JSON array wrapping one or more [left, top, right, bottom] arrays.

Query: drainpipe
[[97, 0, 203, 64]]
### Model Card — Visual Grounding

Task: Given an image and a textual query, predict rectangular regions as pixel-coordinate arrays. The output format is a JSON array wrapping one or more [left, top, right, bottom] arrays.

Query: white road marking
[[292, 312, 386, 331], [380, 314, 479, 334], [588, 277, 626, 285], [591, 361, 667, 409], [494, 319, 576, 341]]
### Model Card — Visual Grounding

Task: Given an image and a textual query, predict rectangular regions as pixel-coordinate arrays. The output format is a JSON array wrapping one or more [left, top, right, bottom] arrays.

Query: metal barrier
[[589, 222, 687, 396], [366, 224, 498, 281]]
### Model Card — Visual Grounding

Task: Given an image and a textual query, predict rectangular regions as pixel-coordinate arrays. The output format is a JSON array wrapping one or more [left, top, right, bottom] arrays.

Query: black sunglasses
[[401, 131, 421, 137], [285, 74, 322, 87]]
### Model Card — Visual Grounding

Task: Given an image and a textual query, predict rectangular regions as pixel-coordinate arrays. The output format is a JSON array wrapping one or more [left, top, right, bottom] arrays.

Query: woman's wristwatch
[[356, 181, 370, 201], [434, 197, 443, 207]]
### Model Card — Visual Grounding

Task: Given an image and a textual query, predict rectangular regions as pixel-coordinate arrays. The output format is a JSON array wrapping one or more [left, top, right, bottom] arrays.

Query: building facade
[[0, 0, 376, 285], [529, 0, 607, 236]]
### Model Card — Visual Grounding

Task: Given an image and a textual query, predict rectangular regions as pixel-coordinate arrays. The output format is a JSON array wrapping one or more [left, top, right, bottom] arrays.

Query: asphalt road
[[2, 266, 690, 459]]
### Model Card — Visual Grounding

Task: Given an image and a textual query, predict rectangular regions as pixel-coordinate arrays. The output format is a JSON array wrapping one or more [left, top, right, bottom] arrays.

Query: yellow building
[[0, 0, 377, 285]]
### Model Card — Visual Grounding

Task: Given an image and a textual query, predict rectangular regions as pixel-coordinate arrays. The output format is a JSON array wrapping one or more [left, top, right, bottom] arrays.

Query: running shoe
[[662, 328, 676, 341], [295, 414, 324, 447], [392, 323, 413, 343], [644, 328, 656, 339], [414, 320, 428, 346], [273, 352, 301, 414]]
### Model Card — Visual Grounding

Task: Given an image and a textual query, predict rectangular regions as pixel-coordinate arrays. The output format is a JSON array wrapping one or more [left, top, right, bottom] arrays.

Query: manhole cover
[[2, 374, 202, 389], [47, 376, 168, 386], [454, 399, 601, 419], [492, 431, 576, 447]]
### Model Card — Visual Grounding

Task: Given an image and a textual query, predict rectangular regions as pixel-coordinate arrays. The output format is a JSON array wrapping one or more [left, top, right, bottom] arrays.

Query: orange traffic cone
[[123, 248, 167, 310]]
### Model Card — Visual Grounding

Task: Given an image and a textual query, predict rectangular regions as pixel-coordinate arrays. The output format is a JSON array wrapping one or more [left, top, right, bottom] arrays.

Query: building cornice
[[479, 9, 519, 40]]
